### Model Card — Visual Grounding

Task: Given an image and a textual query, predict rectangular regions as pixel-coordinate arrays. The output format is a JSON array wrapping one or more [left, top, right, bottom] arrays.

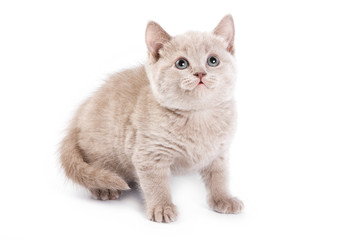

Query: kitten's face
[[145, 16, 236, 111]]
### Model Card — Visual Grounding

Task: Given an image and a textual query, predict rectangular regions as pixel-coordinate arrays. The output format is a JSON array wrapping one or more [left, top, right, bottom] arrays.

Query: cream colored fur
[[60, 15, 243, 223]]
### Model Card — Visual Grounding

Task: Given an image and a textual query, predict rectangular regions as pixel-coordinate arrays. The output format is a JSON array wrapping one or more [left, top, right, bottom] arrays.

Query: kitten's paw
[[90, 189, 122, 200], [209, 197, 244, 214], [147, 204, 178, 223]]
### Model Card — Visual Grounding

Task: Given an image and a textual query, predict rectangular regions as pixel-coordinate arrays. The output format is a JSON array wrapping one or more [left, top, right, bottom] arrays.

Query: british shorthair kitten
[[60, 15, 243, 223]]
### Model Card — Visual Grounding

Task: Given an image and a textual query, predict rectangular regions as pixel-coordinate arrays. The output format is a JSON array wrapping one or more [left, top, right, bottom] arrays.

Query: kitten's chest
[[167, 108, 235, 172]]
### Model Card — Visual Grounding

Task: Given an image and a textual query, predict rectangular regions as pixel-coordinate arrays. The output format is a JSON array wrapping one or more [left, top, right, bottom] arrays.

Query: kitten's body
[[61, 16, 243, 223]]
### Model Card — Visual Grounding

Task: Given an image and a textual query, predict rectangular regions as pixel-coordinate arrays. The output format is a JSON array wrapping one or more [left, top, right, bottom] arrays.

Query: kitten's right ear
[[145, 21, 171, 60]]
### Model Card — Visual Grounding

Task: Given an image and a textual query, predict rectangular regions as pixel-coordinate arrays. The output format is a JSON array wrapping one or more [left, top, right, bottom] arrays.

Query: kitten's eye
[[207, 56, 220, 67], [175, 58, 189, 70]]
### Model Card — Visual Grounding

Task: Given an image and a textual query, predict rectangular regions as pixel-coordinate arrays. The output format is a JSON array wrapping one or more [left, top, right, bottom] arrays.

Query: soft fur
[[60, 15, 243, 223]]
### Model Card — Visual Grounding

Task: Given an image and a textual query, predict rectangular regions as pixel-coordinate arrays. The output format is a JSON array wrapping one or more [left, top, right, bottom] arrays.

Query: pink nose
[[194, 72, 207, 80]]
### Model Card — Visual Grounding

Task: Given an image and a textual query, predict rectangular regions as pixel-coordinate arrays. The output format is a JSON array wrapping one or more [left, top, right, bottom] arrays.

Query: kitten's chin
[[184, 84, 213, 99]]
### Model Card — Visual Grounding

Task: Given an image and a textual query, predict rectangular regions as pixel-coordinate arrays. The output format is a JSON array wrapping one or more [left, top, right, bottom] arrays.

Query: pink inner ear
[[151, 43, 164, 55], [222, 26, 234, 45]]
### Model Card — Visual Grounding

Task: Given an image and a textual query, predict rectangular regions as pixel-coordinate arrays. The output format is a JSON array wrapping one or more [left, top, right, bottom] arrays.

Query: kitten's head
[[145, 15, 236, 111]]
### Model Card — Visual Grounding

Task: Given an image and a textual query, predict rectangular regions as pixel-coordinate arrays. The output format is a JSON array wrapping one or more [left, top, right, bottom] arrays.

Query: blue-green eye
[[175, 58, 189, 69], [207, 56, 220, 67]]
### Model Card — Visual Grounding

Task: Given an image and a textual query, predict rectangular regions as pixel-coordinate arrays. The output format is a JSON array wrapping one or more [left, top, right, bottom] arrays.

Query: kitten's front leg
[[134, 154, 177, 223], [200, 154, 244, 214]]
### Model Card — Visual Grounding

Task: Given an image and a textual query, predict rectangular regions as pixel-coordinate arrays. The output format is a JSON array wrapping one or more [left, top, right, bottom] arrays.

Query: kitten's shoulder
[[94, 65, 149, 104], [107, 65, 149, 90], [80, 65, 149, 117]]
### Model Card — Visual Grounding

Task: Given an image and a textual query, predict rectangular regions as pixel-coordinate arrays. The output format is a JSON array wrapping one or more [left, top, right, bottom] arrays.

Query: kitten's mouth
[[197, 80, 208, 88], [180, 78, 208, 90]]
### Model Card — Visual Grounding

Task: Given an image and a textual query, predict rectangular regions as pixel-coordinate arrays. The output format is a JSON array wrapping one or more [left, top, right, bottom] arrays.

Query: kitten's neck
[[163, 99, 234, 117]]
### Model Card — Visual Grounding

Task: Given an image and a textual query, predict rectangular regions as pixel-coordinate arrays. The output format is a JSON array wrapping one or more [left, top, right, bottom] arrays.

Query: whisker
[[180, 77, 198, 90], [203, 76, 217, 88]]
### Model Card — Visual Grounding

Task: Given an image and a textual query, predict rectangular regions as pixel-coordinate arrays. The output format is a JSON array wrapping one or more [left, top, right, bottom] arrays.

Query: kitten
[[60, 15, 243, 223]]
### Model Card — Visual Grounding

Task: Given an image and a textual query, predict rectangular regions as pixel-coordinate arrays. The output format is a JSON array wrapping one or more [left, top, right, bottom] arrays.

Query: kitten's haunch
[[60, 14, 243, 223]]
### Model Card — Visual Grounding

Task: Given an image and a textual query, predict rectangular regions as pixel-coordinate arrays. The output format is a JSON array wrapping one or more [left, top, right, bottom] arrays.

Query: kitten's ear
[[213, 15, 235, 54], [145, 21, 171, 60]]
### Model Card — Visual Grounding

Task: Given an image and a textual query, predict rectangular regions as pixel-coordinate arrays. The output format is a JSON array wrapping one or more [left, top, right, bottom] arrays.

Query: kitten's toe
[[90, 189, 121, 200], [147, 204, 178, 223], [209, 197, 244, 214], [108, 190, 121, 200]]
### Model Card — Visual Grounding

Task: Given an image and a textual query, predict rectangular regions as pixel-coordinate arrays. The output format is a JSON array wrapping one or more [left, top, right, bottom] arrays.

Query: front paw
[[209, 197, 244, 214], [147, 203, 178, 223]]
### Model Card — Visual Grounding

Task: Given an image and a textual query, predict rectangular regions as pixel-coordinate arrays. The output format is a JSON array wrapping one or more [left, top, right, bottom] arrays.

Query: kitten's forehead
[[162, 31, 227, 59]]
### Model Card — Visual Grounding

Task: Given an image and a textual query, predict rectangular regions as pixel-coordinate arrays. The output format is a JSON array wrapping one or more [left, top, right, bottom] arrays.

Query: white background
[[0, 0, 359, 239]]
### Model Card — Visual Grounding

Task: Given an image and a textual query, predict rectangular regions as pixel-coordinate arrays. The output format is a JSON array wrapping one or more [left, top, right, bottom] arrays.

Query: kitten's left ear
[[213, 15, 235, 54], [145, 21, 171, 60]]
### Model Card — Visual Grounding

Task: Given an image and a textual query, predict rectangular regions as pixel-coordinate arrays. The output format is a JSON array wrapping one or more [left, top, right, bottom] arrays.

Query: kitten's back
[[87, 65, 148, 114]]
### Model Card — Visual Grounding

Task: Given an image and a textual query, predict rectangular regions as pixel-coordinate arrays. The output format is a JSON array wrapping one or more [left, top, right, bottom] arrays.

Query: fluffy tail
[[60, 126, 130, 191]]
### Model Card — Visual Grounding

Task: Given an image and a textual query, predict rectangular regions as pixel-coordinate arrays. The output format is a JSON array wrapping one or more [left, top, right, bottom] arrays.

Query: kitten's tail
[[60, 126, 130, 191]]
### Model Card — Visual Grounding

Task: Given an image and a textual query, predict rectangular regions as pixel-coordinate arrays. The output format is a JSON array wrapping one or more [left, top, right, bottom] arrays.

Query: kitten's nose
[[194, 72, 207, 80]]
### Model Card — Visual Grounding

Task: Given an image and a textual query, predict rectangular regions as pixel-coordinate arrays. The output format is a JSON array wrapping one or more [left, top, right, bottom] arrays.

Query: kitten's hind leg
[[90, 189, 122, 200]]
